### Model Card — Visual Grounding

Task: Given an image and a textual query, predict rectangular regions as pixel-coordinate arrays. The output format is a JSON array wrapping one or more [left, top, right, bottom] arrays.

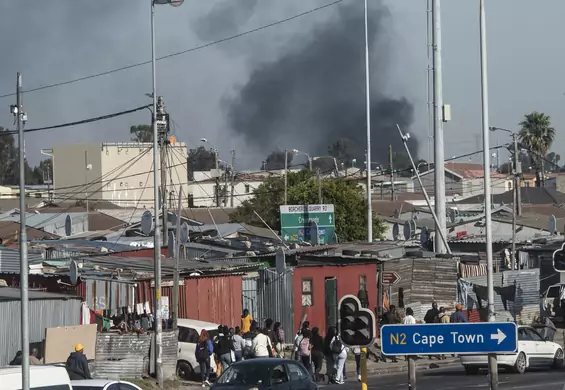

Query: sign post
[[381, 322, 517, 390], [382, 271, 401, 285], [280, 204, 335, 244]]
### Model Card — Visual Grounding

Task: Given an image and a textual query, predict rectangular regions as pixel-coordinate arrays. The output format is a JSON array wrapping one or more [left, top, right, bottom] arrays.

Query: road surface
[[329, 366, 565, 390]]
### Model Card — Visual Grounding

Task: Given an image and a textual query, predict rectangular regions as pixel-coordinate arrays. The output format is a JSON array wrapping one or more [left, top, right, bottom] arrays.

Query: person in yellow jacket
[[241, 309, 253, 333]]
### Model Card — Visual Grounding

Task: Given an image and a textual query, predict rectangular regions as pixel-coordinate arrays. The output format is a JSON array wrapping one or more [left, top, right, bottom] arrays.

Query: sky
[[0, 0, 563, 169]]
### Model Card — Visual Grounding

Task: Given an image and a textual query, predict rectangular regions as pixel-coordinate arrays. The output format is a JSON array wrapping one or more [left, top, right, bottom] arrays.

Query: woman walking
[[195, 330, 213, 387], [299, 329, 313, 374], [310, 327, 325, 382]]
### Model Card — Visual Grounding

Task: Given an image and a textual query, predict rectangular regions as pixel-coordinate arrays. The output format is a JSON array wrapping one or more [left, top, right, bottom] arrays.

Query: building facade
[[188, 171, 267, 208], [52, 142, 189, 207]]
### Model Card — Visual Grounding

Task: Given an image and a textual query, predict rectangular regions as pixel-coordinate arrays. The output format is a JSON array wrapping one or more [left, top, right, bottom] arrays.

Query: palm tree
[[518, 112, 555, 180]]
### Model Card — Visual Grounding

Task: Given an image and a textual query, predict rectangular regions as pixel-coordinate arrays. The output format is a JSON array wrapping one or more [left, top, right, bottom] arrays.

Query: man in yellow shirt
[[241, 309, 252, 333]]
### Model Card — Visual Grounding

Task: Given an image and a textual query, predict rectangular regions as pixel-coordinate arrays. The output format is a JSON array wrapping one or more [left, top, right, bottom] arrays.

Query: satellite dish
[[70, 260, 79, 285], [141, 210, 153, 235], [420, 226, 429, 245], [392, 223, 399, 240], [403, 220, 411, 240], [310, 220, 319, 245], [549, 214, 557, 236], [168, 231, 175, 258], [393, 209, 400, 219], [65, 215, 72, 237], [180, 222, 189, 243], [275, 247, 286, 274]]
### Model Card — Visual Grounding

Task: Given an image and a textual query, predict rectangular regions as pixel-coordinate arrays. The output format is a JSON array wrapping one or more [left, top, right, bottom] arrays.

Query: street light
[[291, 148, 312, 170], [150, 1, 183, 388], [312, 155, 339, 177]]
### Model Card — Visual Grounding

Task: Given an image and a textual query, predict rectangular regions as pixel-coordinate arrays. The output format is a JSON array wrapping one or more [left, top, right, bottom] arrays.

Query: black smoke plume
[[225, 1, 418, 166]]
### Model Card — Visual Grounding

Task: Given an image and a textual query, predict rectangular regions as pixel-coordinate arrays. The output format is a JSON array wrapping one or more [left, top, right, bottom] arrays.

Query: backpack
[[294, 334, 303, 349], [331, 337, 343, 354], [195, 342, 209, 362], [299, 337, 310, 356]]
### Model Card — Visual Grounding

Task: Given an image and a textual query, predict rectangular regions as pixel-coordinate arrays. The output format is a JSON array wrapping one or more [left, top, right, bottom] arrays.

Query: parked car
[[461, 325, 564, 374], [212, 358, 317, 390], [177, 318, 220, 380], [1, 365, 72, 390], [72, 379, 142, 390]]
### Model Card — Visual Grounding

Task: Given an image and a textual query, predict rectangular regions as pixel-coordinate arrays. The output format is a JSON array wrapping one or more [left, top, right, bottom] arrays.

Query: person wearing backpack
[[273, 322, 285, 358], [293, 321, 310, 360], [299, 329, 313, 374], [195, 330, 213, 387], [330, 329, 346, 385]]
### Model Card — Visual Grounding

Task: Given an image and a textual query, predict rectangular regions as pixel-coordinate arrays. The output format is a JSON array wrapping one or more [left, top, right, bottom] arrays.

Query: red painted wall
[[110, 248, 167, 257], [138, 275, 242, 327], [292, 264, 377, 335]]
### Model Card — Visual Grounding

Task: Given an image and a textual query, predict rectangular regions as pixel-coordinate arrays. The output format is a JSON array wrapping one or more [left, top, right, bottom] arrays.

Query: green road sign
[[280, 204, 335, 244]]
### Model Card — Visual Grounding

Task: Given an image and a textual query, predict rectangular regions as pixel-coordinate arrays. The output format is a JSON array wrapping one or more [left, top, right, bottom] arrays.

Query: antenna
[[141, 210, 153, 236], [69, 260, 79, 285], [64, 215, 72, 237]]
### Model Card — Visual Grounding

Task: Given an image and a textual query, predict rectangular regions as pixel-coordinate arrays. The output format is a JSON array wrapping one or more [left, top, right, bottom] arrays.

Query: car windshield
[[217, 364, 271, 385], [207, 329, 219, 340]]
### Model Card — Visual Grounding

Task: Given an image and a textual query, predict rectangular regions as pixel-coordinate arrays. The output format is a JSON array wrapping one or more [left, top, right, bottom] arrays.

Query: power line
[[0, 105, 150, 136], [0, 1, 346, 99]]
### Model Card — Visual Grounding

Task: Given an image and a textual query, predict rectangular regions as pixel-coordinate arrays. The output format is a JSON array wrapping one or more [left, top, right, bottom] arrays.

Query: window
[[301, 278, 313, 307], [286, 362, 309, 381], [30, 386, 72, 390], [245, 184, 250, 193], [359, 275, 367, 291], [178, 326, 199, 343], [120, 384, 140, 390], [525, 328, 544, 342], [271, 364, 288, 384], [518, 327, 532, 341]]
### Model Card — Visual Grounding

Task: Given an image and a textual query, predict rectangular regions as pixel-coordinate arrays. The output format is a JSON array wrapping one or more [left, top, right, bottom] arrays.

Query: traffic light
[[338, 294, 376, 347], [553, 243, 565, 272]]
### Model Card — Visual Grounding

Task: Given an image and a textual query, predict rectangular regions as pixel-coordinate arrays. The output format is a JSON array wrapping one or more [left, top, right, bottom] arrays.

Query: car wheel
[[552, 349, 564, 369], [513, 352, 527, 374], [464, 365, 479, 375], [177, 361, 194, 380]]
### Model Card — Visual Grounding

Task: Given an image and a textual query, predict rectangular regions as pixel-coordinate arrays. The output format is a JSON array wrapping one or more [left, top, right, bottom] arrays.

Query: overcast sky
[[0, 0, 563, 168]]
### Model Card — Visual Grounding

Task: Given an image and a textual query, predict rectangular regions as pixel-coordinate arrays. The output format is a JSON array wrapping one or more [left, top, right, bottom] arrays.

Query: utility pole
[[317, 168, 322, 204], [284, 149, 288, 204], [223, 164, 228, 206], [230, 150, 235, 208], [479, 0, 498, 388], [13, 72, 29, 390], [511, 133, 519, 270], [432, 0, 447, 253], [173, 186, 182, 330], [157, 97, 169, 250], [389, 144, 395, 201], [214, 146, 219, 207], [364, 0, 373, 243]]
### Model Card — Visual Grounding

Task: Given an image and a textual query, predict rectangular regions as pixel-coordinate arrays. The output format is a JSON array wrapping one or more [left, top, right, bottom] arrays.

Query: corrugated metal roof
[[0, 247, 44, 273], [0, 287, 81, 301]]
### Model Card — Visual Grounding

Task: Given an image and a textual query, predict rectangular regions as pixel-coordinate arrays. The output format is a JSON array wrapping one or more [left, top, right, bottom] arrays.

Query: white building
[[188, 171, 270, 208], [52, 142, 189, 207]]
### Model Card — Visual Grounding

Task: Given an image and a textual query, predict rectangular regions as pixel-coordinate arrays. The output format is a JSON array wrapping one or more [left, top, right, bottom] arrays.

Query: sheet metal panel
[[0, 247, 44, 273], [0, 298, 81, 366], [92, 333, 151, 379], [242, 276, 259, 320], [258, 268, 294, 343], [84, 279, 135, 313], [150, 330, 178, 379]]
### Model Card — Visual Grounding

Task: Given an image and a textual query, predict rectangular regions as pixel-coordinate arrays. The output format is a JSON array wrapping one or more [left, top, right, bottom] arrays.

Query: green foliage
[[230, 170, 386, 241], [519, 111, 555, 168], [0, 127, 46, 185], [130, 124, 153, 142]]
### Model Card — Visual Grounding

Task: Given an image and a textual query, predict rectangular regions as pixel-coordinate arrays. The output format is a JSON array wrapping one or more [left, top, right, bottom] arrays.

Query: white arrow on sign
[[329, 215, 333, 224], [490, 329, 507, 345], [284, 234, 290, 241]]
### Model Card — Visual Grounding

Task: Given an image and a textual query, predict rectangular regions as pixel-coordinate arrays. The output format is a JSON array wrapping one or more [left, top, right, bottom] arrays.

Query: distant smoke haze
[[224, 0, 418, 164]]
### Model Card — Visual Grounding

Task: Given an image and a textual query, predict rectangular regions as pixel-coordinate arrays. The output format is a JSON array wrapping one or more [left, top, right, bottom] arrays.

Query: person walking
[[241, 309, 253, 333], [403, 308, 416, 324], [273, 322, 285, 358], [450, 304, 468, 323], [232, 326, 245, 362], [294, 321, 310, 361], [195, 330, 213, 387], [310, 327, 324, 382], [215, 325, 233, 370], [299, 329, 313, 374], [65, 344, 92, 380], [329, 329, 347, 385], [439, 307, 450, 323], [252, 328, 273, 358], [424, 302, 440, 324]]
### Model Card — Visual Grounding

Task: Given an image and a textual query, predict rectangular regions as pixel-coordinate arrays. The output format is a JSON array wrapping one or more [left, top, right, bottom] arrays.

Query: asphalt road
[[326, 366, 565, 390]]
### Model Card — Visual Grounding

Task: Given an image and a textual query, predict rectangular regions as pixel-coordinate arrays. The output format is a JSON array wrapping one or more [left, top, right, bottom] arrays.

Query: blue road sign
[[381, 322, 518, 355]]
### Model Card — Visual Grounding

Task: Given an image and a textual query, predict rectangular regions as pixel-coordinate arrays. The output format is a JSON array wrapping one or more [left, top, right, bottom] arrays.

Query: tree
[[547, 152, 561, 172], [230, 170, 387, 241], [264, 150, 293, 170], [0, 128, 18, 185], [130, 124, 153, 142], [328, 138, 357, 167], [519, 112, 555, 170], [188, 146, 216, 173]]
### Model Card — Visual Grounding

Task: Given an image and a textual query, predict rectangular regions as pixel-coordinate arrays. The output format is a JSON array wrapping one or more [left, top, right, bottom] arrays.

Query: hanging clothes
[[494, 285, 516, 311], [458, 279, 472, 308], [473, 285, 489, 309]]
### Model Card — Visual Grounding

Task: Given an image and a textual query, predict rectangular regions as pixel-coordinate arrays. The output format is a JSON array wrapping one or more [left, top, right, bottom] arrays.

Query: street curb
[[346, 360, 460, 376]]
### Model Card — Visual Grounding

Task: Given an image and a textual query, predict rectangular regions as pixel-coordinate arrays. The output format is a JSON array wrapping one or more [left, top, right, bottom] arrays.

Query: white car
[[177, 318, 220, 380], [461, 325, 564, 374], [71, 379, 142, 390]]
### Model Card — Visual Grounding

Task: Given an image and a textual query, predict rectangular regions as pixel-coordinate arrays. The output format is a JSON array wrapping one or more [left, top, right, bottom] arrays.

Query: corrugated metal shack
[[0, 247, 44, 273], [257, 268, 294, 343], [0, 287, 81, 366], [382, 256, 458, 320], [459, 269, 540, 323]]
